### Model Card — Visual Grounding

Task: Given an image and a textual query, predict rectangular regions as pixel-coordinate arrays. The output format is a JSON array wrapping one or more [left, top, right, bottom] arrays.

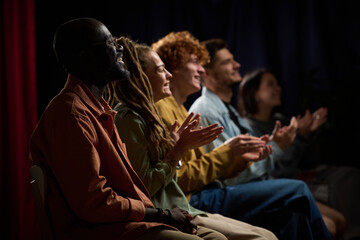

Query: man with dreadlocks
[[152, 31, 333, 240], [109, 37, 278, 240]]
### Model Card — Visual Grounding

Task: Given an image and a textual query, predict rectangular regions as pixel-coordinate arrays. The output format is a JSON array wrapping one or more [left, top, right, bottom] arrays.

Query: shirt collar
[[63, 74, 117, 118], [202, 87, 228, 113]]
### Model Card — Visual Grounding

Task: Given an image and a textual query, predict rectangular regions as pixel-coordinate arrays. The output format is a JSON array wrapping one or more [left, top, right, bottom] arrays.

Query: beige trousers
[[136, 225, 227, 240], [193, 213, 278, 240]]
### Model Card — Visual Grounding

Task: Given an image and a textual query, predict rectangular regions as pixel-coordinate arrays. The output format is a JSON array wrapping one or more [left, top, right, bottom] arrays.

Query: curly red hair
[[151, 31, 209, 72]]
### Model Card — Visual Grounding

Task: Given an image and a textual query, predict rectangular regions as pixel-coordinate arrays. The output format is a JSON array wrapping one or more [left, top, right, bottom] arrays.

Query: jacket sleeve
[[176, 144, 251, 194], [114, 110, 174, 198], [34, 110, 146, 223]]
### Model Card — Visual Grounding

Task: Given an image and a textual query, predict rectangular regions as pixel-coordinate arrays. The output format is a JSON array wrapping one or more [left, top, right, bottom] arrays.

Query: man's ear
[[78, 50, 92, 64], [201, 68, 217, 88], [202, 67, 210, 77], [79, 49, 102, 69], [202, 67, 214, 82]]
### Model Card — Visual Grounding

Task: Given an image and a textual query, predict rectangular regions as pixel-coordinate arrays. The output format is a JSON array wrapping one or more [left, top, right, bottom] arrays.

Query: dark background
[[35, 0, 360, 168]]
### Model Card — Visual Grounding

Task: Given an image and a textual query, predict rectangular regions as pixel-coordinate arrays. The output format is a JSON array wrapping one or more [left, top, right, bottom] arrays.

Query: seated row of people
[[30, 17, 274, 240], [150, 32, 333, 239], [30, 17, 359, 240]]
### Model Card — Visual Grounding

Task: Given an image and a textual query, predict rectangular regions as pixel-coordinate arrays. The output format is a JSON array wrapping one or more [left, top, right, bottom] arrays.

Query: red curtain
[[0, 0, 39, 239]]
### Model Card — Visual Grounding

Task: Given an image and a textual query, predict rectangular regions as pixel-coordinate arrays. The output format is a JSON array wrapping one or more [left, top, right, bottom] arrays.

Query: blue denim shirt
[[189, 87, 284, 184]]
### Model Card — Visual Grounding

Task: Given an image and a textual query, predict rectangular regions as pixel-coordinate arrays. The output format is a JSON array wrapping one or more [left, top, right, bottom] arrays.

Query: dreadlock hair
[[108, 37, 175, 162]]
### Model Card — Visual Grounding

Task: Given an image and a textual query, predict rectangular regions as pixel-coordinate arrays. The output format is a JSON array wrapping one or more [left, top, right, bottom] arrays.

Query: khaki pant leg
[[196, 225, 227, 240], [192, 213, 278, 240], [136, 226, 227, 240]]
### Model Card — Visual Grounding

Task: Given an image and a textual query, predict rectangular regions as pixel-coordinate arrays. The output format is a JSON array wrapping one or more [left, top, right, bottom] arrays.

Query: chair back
[[30, 165, 54, 240]]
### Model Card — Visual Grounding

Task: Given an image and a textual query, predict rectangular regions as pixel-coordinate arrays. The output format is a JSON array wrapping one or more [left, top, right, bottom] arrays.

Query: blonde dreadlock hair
[[108, 37, 175, 162]]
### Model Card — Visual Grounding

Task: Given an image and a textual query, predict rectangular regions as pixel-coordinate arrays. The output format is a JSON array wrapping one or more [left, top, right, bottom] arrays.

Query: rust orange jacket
[[30, 75, 174, 239]]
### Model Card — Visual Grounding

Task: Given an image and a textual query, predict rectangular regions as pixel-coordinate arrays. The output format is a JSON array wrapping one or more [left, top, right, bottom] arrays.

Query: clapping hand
[[165, 112, 223, 166], [225, 133, 272, 161], [270, 116, 298, 150], [296, 107, 327, 136], [310, 107, 328, 132], [171, 112, 224, 150]]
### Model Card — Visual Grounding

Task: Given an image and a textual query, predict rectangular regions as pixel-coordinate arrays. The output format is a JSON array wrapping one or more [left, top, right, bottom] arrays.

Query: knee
[[322, 212, 346, 239], [285, 179, 312, 196], [323, 215, 337, 239], [262, 229, 278, 240], [317, 202, 347, 239], [332, 210, 346, 239]]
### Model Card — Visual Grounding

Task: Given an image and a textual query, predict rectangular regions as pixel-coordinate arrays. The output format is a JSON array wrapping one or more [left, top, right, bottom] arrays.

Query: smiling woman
[[135, 44, 173, 102]]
